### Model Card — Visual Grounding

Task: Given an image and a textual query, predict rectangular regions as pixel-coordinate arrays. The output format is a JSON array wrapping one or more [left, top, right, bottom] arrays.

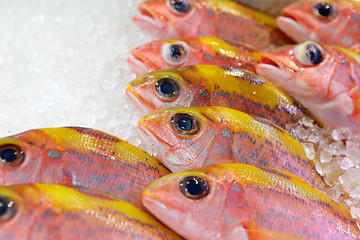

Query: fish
[[233, 0, 302, 17], [126, 65, 308, 129], [133, 0, 293, 51], [256, 41, 360, 133], [0, 127, 170, 210], [142, 163, 360, 240], [0, 183, 182, 240], [137, 106, 323, 186], [127, 37, 262, 77], [277, 0, 360, 50]]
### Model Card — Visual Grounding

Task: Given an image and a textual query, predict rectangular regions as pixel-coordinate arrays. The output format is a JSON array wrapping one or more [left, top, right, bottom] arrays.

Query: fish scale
[[0, 127, 170, 210]]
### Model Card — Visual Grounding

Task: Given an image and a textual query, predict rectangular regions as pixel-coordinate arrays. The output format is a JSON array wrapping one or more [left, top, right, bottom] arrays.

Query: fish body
[[133, 0, 293, 50], [256, 41, 360, 132], [0, 127, 170, 209], [137, 106, 323, 186], [142, 163, 360, 240], [277, 0, 360, 50], [127, 37, 262, 76], [127, 65, 308, 129], [0, 183, 182, 240]]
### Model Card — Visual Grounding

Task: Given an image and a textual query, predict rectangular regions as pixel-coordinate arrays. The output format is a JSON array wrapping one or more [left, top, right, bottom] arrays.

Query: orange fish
[[277, 0, 360, 51], [256, 41, 360, 132], [133, 0, 293, 50], [0, 127, 170, 210], [0, 183, 182, 240], [127, 37, 262, 76], [137, 106, 323, 186], [143, 163, 360, 240], [127, 65, 308, 129]]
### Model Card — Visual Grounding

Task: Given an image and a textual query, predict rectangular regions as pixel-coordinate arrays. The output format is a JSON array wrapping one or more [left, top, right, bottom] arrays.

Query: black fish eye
[[0, 145, 24, 167], [180, 176, 209, 199], [155, 77, 180, 101], [0, 197, 16, 222], [305, 43, 323, 65], [171, 113, 200, 135], [168, 0, 191, 15], [313, 3, 335, 19], [162, 41, 189, 66]]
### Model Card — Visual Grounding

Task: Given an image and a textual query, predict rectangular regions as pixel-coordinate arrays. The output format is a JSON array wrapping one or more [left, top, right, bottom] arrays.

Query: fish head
[[277, 0, 355, 46], [256, 41, 339, 103], [128, 39, 192, 76], [133, 0, 206, 39], [126, 66, 210, 113], [137, 107, 217, 172], [142, 166, 233, 239], [0, 184, 44, 239]]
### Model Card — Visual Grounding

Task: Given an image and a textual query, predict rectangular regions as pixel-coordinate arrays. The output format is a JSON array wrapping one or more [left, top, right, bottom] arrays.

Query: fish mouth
[[125, 83, 154, 114], [133, 3, 166, 31], [260, 55, 280, 69], [137, 120, 171, 157], [277, 11, 313, 43], [127, 54, 152, 77]]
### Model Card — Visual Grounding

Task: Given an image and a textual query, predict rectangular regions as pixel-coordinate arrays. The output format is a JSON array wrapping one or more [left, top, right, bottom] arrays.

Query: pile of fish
[[1, 0, 360, 239]]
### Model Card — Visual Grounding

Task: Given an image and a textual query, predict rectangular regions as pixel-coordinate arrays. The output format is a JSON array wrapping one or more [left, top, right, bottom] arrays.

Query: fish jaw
[[126, 82, 155, 114], [276, 16, 316, 44], [133, 2, 174, 39], [127, 55, 152, 77]]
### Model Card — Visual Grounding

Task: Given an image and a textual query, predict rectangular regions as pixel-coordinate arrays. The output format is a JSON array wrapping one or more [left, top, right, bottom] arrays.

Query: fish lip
[[125, 84, 154, 114], [133, 3, 166, 30], [127, 54, 152, 77], [137, 120, 172, 153], [260, 54, 280, 69]]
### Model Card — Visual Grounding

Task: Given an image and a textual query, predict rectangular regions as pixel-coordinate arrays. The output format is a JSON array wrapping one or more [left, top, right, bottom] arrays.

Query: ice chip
[[320, 149, 333, 164], [340, 157, 355, 170], [332, 127, 351, 141], [301, 142, 315, 160]]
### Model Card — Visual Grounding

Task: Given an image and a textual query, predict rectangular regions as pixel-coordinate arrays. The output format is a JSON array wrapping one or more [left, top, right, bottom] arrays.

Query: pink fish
[[127, 37, 261, 77], [256, 41, 360, 132], [133, 0, 293, 51], [277, 0, 360, 51]]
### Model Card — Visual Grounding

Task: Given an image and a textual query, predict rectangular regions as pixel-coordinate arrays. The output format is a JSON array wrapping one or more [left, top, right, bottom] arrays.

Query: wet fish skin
[[0, 183, 182, 240], [233, 0, 302, 16], [127, 37, 262, 77], [256, 41, 360, 132], [277, 0, 360, 50], [142, 163, 360, 240], [127, 65, 308, 129], [137, 106, 323, 186], [133, 0, 293, 51], [0, 127, 170, 210]]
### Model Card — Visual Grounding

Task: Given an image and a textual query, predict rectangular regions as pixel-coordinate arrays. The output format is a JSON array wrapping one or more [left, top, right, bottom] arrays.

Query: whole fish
[[277, 0, 360, 50], [0, 127, 170, 210], [133, 0, 293, 51], [256, 41, 360, 133], [142, 163, 360, 240], [137, 106, 323, 186], [0, 183, 182, 240], [127, 65, 308, 129], [127, 37, 262, 76]]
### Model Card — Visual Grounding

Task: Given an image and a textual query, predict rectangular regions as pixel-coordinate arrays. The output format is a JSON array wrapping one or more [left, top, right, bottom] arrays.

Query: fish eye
[[180, 176, 209, 199], [171, 113, 200, 135], [162, 41, 189, 66], [0, 144, 24, 167], [167, 0, 191, 15], [313, 2, 336, 19], [294, 41, 324, 66], [155, 77, 180, 101], [0, 197, 16, 222]]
